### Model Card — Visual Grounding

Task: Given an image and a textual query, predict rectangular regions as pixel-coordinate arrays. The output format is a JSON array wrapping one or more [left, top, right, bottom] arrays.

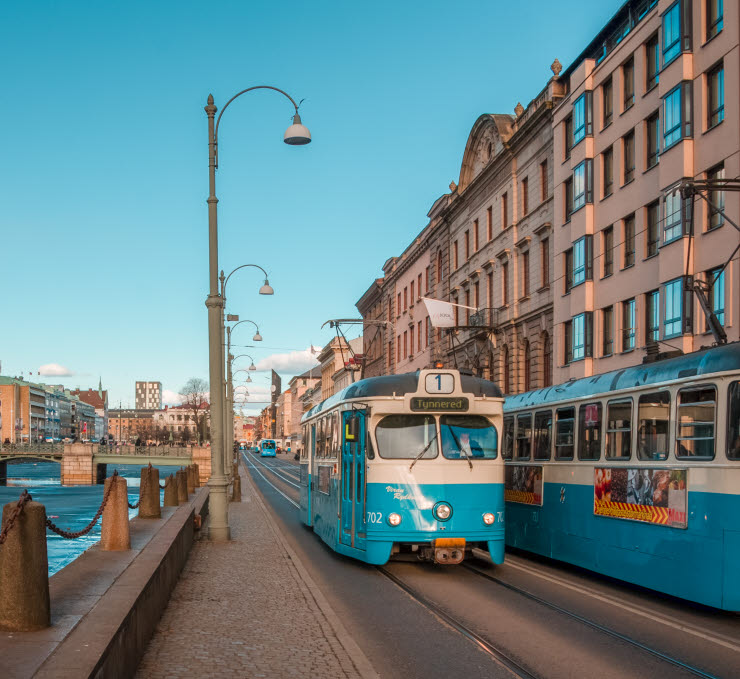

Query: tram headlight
[[483, 512, 496, 525], [387, 513, 402, 526], [433, 502, 452, 521]]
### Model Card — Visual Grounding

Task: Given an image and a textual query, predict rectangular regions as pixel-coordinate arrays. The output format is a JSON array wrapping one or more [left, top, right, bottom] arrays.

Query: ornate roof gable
[[458, 114, 514, 193]]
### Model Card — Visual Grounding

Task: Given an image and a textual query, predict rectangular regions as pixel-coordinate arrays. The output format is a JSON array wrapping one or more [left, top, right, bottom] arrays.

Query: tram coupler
[[432, 538, 466, 565]]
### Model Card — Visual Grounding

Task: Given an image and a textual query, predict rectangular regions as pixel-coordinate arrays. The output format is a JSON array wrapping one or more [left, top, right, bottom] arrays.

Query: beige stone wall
[[191, 446, 212, 485], [61, 443, 96, 486]]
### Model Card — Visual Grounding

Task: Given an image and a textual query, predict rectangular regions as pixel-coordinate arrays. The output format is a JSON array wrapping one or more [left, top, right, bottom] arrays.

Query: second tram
[[503, 342, 740, 610], [259, 439, 277, 457], [299, 368, 505, 566]]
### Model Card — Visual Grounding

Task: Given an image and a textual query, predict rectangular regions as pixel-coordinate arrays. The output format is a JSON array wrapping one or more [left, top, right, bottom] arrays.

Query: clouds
[[254, 347, 319, 375], [39, 363, 74, 376], [162, 389, 183, 406]]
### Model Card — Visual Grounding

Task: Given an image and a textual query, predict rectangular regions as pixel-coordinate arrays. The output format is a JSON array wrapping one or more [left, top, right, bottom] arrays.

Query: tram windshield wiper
[[444, 424, 473, 470], [409, 433, 437, 472]]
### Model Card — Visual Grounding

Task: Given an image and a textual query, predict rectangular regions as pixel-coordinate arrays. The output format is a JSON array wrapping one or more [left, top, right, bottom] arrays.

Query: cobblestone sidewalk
[[136, 464, 371, 678]]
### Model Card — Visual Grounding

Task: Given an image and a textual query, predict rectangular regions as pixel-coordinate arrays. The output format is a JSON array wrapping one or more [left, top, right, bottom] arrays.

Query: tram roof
[[505, 342, 740, 412], [302, 371, 502, 421]]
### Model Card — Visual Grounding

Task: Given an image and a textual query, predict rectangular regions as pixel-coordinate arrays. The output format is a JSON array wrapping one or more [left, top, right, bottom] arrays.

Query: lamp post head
[[253, 332, 263, 342], [249, 362, 257, 371], [246, 375, 252, 383], [284, 112, 311, 146], [259, 279, 274, 295]]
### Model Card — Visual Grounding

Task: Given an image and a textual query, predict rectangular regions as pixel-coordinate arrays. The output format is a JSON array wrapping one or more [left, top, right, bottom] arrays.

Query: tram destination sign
[[410, 396, 469, 412]]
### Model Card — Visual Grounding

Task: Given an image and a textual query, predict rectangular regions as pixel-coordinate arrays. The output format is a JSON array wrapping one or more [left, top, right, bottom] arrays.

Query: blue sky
[[1, 0, 618, 412]]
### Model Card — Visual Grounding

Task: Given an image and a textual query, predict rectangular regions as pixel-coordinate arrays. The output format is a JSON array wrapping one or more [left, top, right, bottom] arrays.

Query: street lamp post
[[204, 87, 310, 541]]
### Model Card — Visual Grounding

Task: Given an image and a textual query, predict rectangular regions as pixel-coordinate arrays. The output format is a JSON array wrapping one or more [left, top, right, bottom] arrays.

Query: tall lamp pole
[[204, 87, 310, 541]]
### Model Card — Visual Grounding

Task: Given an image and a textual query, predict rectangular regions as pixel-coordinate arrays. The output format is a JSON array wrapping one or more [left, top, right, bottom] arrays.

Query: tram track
[[461, 561, 720, 679], [243, 451, 729, 678]]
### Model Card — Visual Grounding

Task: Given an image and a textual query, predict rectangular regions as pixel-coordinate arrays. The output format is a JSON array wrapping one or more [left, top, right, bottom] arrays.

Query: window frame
[[707, 267, 725, 327], [622, 298, 636, 351], [534, 410, 552, 461], [646, 33, 660, 90], [646, 288, 660, 342], [676, 385, 717, 460], [706, 0, 724, 42], [602, 305, 614, 356], [554, 407, 575, 460], [502, 415, 514, 460], [602, 77, 613, 128], [646, 112, 660, 169], [663, 81, 692, 150], [707, 61, 725, 129], [623, 130, 635, 184], [646, 201, 660, 256], [603, 146, 614, 198], [603, 225, 614, 277], [637, 390, 671, 461], [623, 57, 635, 110], [515, 413, 532, 460], [727, 380, 740, 460], [623, 214, 635, 268], [606, 397, 633, 460], [578, 402, 603, 461]]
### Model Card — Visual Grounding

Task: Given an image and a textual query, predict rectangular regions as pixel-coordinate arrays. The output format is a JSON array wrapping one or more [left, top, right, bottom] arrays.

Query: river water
[[0, 461, 184, 575]]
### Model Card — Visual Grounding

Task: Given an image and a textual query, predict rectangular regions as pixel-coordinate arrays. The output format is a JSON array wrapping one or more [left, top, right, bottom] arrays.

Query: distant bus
[[260, 439, 277, 457]]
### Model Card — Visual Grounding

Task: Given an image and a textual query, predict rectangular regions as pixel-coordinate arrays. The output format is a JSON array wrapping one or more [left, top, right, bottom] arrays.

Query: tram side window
[[516, 413, 532, 460], [326, 415, 335, 457], [606, 399, 632, 459], [578, 402, 602, 461], [676, 386, 716, 459], [317, 418, 325, 458], [503, 416, 514, 460], [534, 410, 552, 460], [302, 426, 309, 460], [637, 391, 670, 461], [555, 407, 575, 460], [366, 424, 375, 459], [728, 382, 740, 460]]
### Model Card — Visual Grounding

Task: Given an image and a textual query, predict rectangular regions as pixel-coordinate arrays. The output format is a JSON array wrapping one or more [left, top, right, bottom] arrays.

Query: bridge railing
[[97, 445, 193, 457], [0, 443, 62, 455]]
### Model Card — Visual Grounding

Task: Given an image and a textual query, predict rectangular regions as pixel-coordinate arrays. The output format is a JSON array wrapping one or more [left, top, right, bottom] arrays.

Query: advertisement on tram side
[[504, 465, 543, 506], [593, 468, 687, 528]]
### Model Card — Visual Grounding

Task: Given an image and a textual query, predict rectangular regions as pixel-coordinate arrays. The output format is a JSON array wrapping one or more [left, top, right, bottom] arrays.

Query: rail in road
[[243, 450, 740, 679]]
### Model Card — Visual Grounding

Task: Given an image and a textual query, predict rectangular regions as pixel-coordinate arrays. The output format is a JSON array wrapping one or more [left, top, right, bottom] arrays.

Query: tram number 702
[[367, 512, 383, 524]]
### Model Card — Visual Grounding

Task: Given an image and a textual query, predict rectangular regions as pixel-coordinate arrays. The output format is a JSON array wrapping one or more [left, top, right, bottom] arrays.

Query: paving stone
[[135, 466, 362, 678]]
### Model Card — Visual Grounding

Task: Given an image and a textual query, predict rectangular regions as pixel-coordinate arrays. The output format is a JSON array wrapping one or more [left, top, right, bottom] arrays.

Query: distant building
[[0, 377, 47, 443], [135, 381, 162, 410], [71, 379, 109, 436]]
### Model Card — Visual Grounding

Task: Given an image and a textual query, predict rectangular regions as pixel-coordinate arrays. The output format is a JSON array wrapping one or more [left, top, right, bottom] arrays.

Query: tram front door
[[341, 411, 366, 550]]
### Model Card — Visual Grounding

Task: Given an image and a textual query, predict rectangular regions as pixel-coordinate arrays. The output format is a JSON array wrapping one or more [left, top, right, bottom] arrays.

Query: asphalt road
[[244, 452, 740, 679]]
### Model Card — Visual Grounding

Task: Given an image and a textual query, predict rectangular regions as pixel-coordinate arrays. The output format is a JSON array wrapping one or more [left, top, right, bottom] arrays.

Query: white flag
[[422, 298, 456, 327]]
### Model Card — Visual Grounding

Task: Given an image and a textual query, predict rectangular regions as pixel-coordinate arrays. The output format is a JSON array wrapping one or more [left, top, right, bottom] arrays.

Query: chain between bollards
[[0, 490, 33, 545], [45, 471, 119, 539]]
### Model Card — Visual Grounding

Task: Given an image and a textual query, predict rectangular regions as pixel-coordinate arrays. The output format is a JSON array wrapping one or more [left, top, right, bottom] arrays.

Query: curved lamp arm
[[228, 318, 262, 342], [231, 353, 256, 365], [214, 86, 300, 143], [222, 264, 270, 296]]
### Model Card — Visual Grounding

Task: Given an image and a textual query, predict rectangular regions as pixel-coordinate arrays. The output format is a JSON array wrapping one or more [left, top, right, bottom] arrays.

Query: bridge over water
[[0, 443, 211, 485]]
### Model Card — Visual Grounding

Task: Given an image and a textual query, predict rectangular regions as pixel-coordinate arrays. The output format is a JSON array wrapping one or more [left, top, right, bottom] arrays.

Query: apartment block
[[135, 381, 162, 410]]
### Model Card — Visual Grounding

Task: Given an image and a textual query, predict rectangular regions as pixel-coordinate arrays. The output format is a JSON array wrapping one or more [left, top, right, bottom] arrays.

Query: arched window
[[502, 345, 511, 394], [523, 340, 531, 392], [542, 332, 552, 387]]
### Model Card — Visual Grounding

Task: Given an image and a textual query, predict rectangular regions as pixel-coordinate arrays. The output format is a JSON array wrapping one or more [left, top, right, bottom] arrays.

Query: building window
[[572, 159, 593, 211], [542, 332, 552, 387], [541, 238, 549, 288], [474, 280, 480, 309], [662, 1, 682, 64], [623, 214, 635, 268], [396, 336, 401, 362], [564, 116, 573, 159], [425, 267, 430, 293], [572, 235, 593, 286], [707, 62, 724, 128], [622, 298, 636, 351], [572, 92, 593, 144], [473, 219, 479, 251], [623, 57, 634, 110], [571, 312, 593, 362], [646, 34, 659, 89], [522, 178, 529, 216], [410, 281, 415, 303], [464, 231, 470, 260], [502, 192, 508, 229], [502, 261, 509, 305], [396, 293, 401, 316], [646, 201, 659, 256], [522, 251, 530, 297], [404, 287, 408, 311], [623, 130, 635, 184], [503, 346, 511, 394], [602, 306, 614, 356], [707, 267, 725, 327], [663, 188, 691, 242], [464, 290, 471, 324], [664, 277, 685, 338], [646, 289, 660, 342], [564, 248, 574, 293], [564, 320, 572, 364], [564, 177, 573, 221], [409, 326, 414, 355], [417, 321, 422, 351], [707, 164, 725, 229], [403, 331, 408, 358], [540, 160, 548, 200], [523, 342, 532, 392], [487, 271, 493, 310], [417, 273, 422, 298], [602, 77, 613, 127], [437, 251, 443, 283], [603, 146, 613, 197], [486, 206, 492, 240], [453, 295, 459, 326], [646, 112, 660, 169], [663, 82, 692, 148], [453, 241, 458, 270], [425, 317, 430, 348], [707, 0, 723, 41], [603, 225, 614, 277]]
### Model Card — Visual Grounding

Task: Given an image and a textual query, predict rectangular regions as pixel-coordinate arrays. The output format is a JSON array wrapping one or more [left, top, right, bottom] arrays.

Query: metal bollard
[[176, 470, 188, 504], [231, 475, 242, 502], [0, 500, 50, 631], [163, 474, 178, 507], [100, 475, 131, 551], [138, 465, 161, 519]]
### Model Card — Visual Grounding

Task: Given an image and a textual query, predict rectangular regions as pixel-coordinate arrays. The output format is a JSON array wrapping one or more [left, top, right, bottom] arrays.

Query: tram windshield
[[375, 415, 438, 459], [261, 440, 276, 450], [440, 415, 498, 459]]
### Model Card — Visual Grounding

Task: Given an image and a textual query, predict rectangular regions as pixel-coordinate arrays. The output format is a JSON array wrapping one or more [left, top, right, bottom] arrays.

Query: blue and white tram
[[503, 342, 740, 610], [299, 368, 505, 566], [260, 439, 277, 457]]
